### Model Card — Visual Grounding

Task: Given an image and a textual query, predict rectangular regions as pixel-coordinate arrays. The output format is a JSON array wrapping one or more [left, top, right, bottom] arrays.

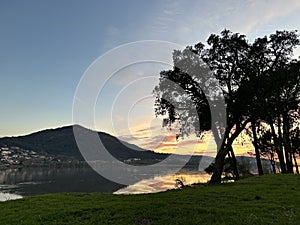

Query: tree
[[238, 31, 300, 175], [154, 29, 300, 184], [263, 60, 300, 173], [256, 128, 277, 174]]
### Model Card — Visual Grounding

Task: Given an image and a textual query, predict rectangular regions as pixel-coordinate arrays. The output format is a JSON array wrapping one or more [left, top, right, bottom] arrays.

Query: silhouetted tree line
[[154, 29, 300, 184]]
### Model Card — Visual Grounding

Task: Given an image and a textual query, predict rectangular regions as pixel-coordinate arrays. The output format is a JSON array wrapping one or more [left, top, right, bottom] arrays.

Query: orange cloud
[[117, 114, 256, 157], [153, 134, 211, 155]]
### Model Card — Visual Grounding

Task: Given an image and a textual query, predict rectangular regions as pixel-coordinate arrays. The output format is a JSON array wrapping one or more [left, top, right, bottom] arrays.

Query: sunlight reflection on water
[[114, 173, 211, 194]]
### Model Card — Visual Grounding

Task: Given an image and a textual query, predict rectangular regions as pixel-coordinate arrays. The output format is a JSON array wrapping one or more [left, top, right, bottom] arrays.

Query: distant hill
[[0, 125, 274, 173], [0, 125, 221, 172], [0, 125, 168, 162]]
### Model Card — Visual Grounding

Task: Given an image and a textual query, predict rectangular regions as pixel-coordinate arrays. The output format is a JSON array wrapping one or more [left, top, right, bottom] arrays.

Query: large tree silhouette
[[154, 29, 300, 184]]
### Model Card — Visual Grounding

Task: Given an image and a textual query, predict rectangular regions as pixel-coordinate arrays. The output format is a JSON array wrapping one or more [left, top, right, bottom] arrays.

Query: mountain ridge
[[0, 125, 168, 162], [0, 125, 217, 172]]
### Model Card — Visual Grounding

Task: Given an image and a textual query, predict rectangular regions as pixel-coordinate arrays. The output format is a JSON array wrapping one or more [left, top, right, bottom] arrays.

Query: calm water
[[0, 167, 124, 200], [0, 167, 210, 201]]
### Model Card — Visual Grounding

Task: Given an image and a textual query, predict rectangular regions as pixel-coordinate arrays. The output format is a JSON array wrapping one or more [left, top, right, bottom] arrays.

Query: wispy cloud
[[133, 0, 300, 45], [101, 0, 300, 156], [229, 0, 300, 35]]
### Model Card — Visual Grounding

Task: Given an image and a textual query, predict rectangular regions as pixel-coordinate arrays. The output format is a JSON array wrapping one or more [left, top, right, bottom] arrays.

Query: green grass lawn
[[0, 174, 299, 225]]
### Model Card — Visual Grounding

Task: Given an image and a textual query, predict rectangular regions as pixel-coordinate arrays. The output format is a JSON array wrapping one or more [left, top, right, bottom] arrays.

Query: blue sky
[[1, 0, 300, 153]]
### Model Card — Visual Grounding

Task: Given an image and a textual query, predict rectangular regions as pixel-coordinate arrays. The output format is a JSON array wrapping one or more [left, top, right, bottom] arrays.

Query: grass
[[0, 174, 299, 225]]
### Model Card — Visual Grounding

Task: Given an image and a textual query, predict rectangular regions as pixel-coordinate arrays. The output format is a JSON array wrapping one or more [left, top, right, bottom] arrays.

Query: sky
[[1, 0, 300, 156]]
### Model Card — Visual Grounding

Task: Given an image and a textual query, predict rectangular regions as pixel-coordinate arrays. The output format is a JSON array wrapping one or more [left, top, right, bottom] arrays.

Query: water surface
[[114, 172, 211, 194], [0, 167, 124, 197], [0, 167, 210, 201]]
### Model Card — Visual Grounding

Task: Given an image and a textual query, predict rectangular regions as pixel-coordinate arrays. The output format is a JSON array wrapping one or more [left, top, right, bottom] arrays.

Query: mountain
[[0, 125, 219, 172], [0, 125, 168, 162], [0, 125, 277, 179]]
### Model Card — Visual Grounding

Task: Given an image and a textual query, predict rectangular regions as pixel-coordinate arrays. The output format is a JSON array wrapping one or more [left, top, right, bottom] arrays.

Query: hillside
[[0, 125, 167, 162], [0, 174, 299, 224], [0, 125, 215, 169]]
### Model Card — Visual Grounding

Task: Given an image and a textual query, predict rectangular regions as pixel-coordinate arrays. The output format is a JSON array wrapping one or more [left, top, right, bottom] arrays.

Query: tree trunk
[[282, 112, 293, 173], [270, 119, 286, 173], [270, 149, 276, 174], [292, 152, 299, 174], [228, 145, 239, 180], [209, 138, 239, 184], [209, 118, 250, 184], [209, 144, 228, 184], [209, 122, 230, 185], [251, 117, 264, 176]]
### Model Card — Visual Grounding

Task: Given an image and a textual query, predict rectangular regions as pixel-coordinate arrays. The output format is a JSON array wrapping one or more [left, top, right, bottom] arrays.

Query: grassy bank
[[0, 174, 299, 225]]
